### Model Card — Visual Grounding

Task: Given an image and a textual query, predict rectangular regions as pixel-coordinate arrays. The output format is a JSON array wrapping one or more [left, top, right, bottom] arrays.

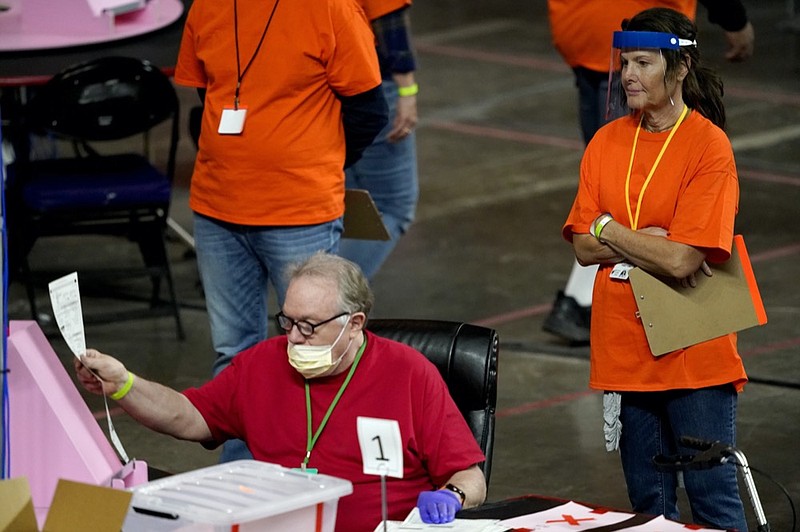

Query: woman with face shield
[[560, 7, 748, 531]]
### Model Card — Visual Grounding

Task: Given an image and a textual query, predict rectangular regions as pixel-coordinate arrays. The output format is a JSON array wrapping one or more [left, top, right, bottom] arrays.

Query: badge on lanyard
[[610, 262, 634, 281], [218, 106, 247, 135]]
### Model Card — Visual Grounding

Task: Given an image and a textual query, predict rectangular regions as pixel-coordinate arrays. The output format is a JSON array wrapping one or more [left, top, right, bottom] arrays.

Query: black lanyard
[[232, 0, 281, 109]]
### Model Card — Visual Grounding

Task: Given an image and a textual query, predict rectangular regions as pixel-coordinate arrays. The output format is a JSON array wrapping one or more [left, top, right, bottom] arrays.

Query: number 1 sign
[[356, 417, 403, 478]]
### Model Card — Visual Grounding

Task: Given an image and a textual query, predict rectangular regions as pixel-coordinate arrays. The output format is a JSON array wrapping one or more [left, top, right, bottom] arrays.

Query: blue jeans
[[194, 213, 343, 375], [619, 385, 748, 531], [339, 79, 418, 279]]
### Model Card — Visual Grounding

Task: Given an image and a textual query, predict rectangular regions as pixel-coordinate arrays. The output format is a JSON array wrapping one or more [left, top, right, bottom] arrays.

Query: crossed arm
[[573, 219, 711, 286]]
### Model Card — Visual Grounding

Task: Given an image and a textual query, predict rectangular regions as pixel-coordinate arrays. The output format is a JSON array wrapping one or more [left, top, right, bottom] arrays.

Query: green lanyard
[[301, 336, 367, 471]]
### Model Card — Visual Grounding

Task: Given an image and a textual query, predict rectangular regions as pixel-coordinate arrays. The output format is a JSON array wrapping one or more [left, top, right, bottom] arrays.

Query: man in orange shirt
[[175, 0, 388, 461], [544, 0, 754, 344]]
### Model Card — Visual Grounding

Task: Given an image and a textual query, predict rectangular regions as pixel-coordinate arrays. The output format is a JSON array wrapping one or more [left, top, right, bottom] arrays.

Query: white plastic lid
[[128, 460, 353, 525]]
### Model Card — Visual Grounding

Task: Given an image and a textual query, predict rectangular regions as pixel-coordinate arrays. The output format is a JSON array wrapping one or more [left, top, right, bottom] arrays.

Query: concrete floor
[[7, 0, 800, 530]]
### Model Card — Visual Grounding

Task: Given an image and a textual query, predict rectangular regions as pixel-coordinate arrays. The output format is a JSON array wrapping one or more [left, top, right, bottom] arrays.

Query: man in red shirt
[[75, 253, 487, 531]]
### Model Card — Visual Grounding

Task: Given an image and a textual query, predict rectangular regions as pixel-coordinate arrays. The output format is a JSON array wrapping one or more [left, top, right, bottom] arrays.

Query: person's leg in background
[[339, 79, 418, 279], [544, 260, 597, 343], [194, 213, 343, 462], [543, 67, 613, 344], [194, 214, 270, 377]]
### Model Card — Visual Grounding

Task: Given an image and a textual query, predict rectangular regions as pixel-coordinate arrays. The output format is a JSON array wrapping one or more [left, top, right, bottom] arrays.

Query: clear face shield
[[605, 31, 696, 120]]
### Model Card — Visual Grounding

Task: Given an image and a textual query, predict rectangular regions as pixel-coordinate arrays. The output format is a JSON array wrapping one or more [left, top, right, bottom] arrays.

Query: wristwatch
[[443, 483, 466, 505]]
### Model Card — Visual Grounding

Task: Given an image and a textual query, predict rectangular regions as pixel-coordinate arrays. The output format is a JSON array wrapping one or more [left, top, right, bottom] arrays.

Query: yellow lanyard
[[624, 104, 689, 230]]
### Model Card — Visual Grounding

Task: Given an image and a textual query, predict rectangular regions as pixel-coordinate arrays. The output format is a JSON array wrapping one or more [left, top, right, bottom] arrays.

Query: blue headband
[[612, 31, 696, 50]]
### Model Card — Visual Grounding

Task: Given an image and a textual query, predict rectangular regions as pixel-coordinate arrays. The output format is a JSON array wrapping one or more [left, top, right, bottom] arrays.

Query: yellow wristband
[[594, 214, 613, 241], [397, 83, 419, 97], [110, 372, 135, 400]]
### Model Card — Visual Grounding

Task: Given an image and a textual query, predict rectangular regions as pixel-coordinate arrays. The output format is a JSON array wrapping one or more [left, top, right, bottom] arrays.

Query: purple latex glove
[[416, 489, 462, 524]]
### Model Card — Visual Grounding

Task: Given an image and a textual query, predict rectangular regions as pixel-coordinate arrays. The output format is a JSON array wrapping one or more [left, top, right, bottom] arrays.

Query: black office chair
[[10, 56, 184, 338], [366, 319, 499, 485]]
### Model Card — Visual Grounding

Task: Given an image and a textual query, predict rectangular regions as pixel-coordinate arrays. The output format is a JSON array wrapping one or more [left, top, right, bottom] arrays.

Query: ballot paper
[[48, 272, 86, 358], [373, 508, 506, 532], [48, 272, 131, 464]]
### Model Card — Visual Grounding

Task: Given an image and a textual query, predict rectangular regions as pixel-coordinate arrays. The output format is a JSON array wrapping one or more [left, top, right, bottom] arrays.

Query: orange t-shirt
[[175, 0, 381, 226], [563, 111, 747, 392], [360, 0, 411, 21], [548, 0, 698, 72]]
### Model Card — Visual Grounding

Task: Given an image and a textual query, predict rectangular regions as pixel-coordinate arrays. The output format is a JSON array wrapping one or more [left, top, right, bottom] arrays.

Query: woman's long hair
[[624, 7, 726, 130]]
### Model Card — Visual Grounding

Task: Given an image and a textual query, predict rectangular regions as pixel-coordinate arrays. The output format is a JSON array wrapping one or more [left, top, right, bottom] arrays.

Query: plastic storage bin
[[122, 460, 353, 531]]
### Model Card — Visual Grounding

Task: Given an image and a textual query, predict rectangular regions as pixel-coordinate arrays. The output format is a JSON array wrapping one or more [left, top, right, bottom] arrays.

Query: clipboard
[[629, 234, 767, 356], [343, 189, 391, 241]]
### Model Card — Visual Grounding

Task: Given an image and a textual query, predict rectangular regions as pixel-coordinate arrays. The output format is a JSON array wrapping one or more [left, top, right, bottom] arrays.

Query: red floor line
[[428, 119, 585, 151], [416, 43, 568, 73], [474, 303, 552, 327], [740, 337, 800, 358], [496, 389, 600, 418], [725, 86, 800, 107], [750, 242, 800, 263], [740, 169, 800, 187]]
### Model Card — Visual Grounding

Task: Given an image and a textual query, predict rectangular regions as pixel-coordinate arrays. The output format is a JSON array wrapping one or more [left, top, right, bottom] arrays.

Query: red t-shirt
[[563, 111, 747, 392], [183, 332, 485, 532], [175, 0, 381, 226], [547, 0, 698, 72]]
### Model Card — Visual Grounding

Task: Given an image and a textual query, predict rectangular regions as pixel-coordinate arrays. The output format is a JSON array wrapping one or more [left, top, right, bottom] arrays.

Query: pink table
[[0, 0, 183, 52]]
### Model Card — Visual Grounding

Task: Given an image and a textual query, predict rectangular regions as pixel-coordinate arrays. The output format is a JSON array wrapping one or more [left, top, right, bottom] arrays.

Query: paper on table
[[48, 272, 86, 358], [373, 508, 505, 532], [499, 501, 634, 530], [620, 514, 724, 531]]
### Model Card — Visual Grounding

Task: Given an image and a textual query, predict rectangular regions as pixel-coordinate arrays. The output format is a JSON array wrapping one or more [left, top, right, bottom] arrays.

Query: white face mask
[[287, 315, 352, 379]]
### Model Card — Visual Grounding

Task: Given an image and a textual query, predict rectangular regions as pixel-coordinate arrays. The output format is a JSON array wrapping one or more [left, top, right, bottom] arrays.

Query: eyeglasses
[[275, 311, 349, 338]]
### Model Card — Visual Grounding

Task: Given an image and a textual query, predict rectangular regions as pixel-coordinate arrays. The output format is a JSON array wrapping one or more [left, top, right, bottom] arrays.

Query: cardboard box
[[0, 477, 132, 532], [123, 460, 353, 532]]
